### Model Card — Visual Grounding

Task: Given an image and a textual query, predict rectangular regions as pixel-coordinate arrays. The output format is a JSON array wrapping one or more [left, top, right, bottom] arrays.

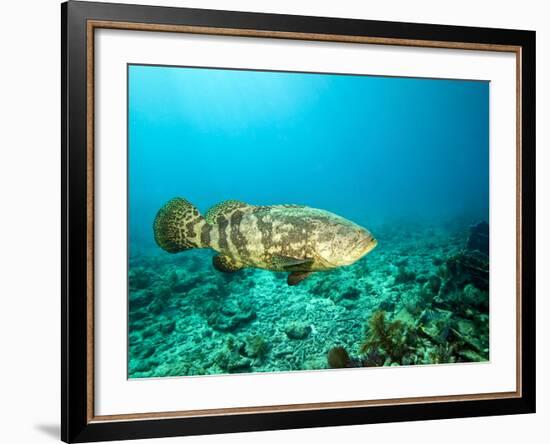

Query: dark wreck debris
[[466, 221, 489, 256], [445, 250, 489, 291], [444, 221, 489, 291], [334, 280, 490, 369]]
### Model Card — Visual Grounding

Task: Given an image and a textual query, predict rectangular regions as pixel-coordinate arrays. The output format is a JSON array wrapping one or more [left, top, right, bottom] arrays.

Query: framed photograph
[[61, 1, 536, 442]]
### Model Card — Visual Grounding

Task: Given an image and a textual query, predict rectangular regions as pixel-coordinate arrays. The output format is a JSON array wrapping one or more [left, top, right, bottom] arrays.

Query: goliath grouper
[[153, 198, 377, 286]]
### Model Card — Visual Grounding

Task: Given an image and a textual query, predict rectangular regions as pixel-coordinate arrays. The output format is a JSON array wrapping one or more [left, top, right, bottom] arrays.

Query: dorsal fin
[[205, 200, 253, 224], [274, 204, 306, 209]]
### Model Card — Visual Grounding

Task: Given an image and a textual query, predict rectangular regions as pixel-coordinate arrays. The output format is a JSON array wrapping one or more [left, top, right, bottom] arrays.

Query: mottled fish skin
[[204, 204, 376, 272], [154, 199, 377, 276]]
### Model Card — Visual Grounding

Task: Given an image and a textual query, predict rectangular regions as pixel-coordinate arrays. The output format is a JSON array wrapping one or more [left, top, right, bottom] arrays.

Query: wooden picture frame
[[62, 1, 536, 442]]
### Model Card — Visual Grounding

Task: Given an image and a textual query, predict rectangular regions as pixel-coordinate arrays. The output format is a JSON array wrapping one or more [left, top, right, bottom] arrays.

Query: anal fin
[[212, 254, 243, 273], [287, 271, 312, 286], [272, 255, 314, 271]]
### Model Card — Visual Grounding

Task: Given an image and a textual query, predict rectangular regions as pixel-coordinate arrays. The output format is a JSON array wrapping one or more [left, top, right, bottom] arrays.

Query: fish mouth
[[351, 237, 377, 261], [363, 238, 378, 254]]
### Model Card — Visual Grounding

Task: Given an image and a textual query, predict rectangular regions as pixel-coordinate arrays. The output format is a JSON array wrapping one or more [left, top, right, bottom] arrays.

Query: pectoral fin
[[287, 271, 313, 286], [272, 255, 314, 271], [212, 254, 243, 273]]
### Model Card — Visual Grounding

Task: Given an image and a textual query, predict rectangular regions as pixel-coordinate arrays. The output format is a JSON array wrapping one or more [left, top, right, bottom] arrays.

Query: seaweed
[[429, 343, 456, 364], [360, 310, 411, 364]]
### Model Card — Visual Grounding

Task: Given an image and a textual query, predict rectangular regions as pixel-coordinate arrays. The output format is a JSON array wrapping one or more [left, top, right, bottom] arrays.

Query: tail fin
[[153, 198, 209, 253]]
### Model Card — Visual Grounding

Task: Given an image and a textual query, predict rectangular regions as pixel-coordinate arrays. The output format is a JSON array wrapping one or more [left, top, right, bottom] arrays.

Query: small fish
[[153, 198, 377, 286]]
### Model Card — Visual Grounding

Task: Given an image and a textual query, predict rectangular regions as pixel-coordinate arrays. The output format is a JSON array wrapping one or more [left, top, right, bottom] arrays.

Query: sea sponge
[[361, 349, 385, 367], [285, 322, 312, 340], [215, 350, 252, 373], [207, 299, 257, 332], [242, 335, 269, 359], [327, 346, 350, 368]]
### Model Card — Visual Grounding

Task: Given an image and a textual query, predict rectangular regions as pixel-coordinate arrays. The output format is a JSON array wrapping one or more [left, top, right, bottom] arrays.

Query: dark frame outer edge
[[61, 1, 536, 442], [61, 2, 68, 442], [520, 32, 536, 412], [64, 1, 91, 441]]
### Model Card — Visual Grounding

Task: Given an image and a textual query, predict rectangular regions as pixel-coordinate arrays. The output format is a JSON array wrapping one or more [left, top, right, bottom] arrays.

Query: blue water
[[127, 64, 490, 377], [129, 65, 488, 249]]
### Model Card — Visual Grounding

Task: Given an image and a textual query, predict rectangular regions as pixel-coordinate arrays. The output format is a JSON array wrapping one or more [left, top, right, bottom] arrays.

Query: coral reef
[[128, 221, 490, 378]]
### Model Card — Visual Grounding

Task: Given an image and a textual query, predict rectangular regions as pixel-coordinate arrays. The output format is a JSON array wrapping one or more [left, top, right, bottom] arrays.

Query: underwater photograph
[[127, 64, 489, 378]]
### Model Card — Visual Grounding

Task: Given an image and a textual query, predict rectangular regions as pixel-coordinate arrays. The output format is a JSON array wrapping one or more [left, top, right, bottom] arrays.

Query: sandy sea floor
[[128, 222, 489, 378]]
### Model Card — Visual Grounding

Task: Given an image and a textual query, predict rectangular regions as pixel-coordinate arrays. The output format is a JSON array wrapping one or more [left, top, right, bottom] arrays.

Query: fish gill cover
[[127, 64, 489, 378]]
